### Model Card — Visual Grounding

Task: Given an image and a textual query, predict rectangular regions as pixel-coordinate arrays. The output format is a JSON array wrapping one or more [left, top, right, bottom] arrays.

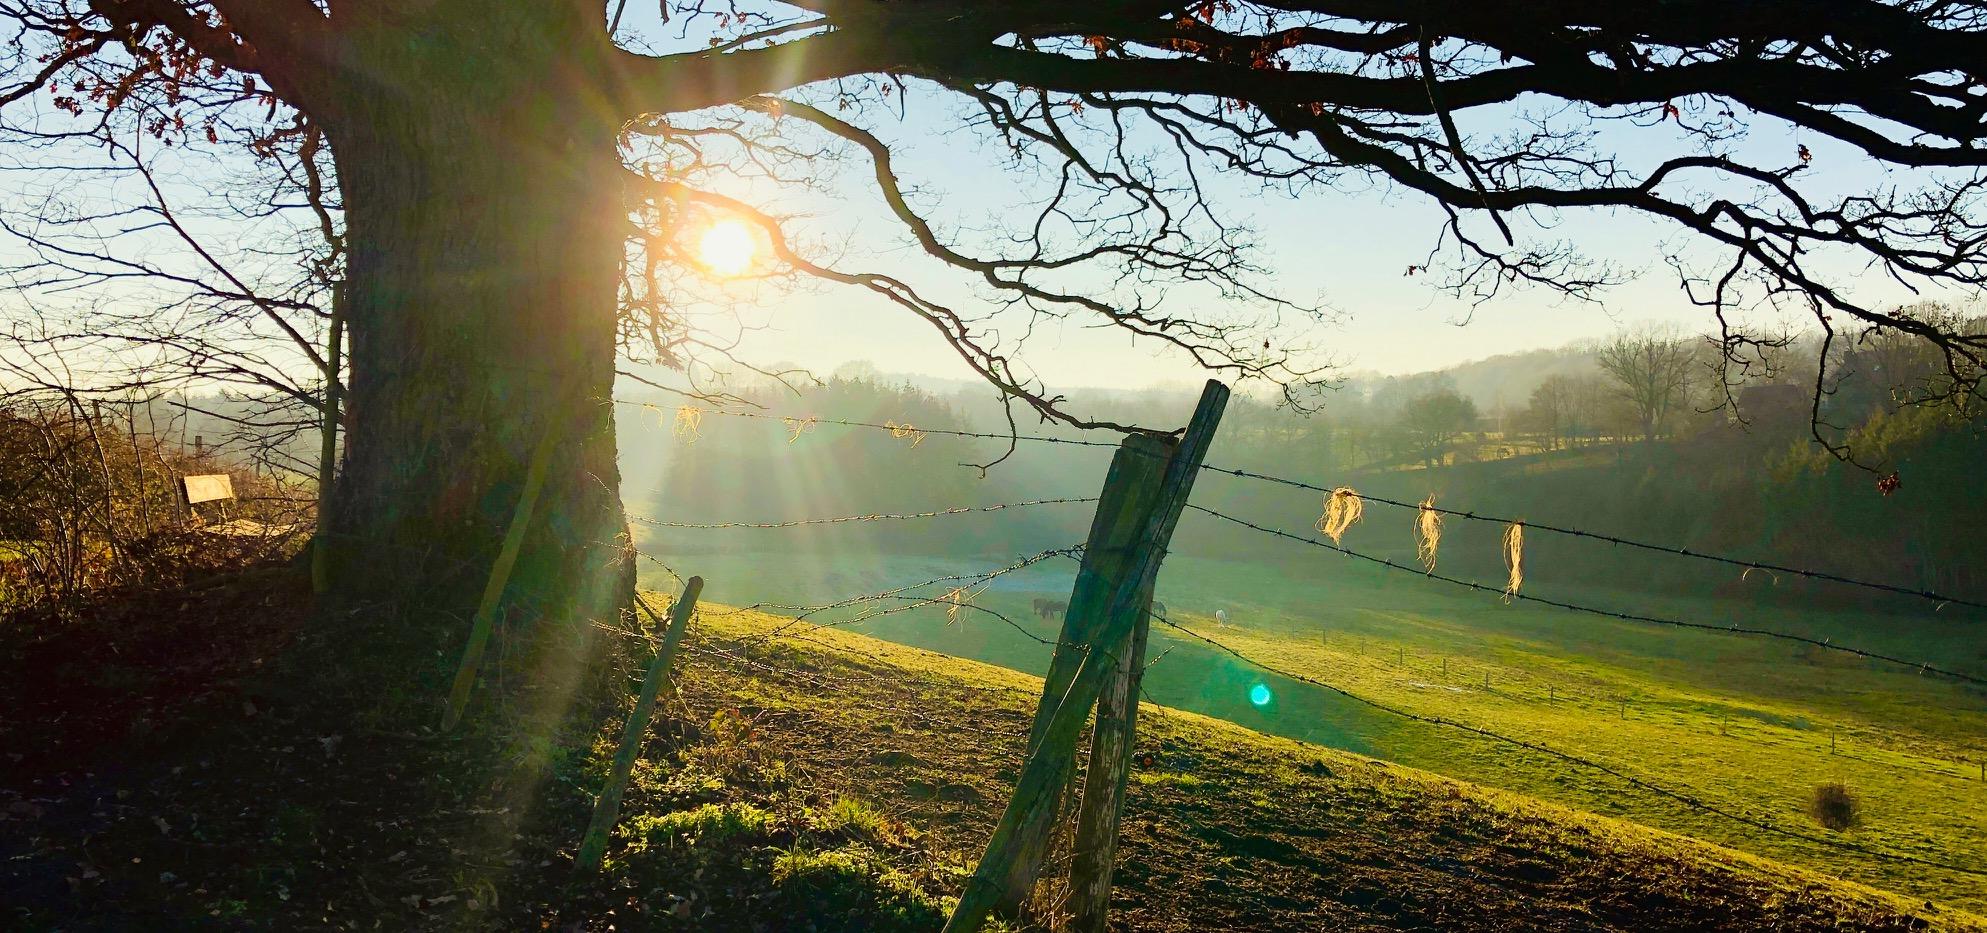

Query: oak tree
[[7, 0, 1987, 668]]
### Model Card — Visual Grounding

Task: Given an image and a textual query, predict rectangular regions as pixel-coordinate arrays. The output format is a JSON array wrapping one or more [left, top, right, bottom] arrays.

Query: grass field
[[4, 561, 1979, 929], [637, 536, 1987, 912], [651, 608, 1981, 931]]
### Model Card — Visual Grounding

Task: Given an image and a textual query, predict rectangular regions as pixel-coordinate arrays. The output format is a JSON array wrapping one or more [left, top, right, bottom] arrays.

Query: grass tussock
[[1809, 782, 1862, 832]]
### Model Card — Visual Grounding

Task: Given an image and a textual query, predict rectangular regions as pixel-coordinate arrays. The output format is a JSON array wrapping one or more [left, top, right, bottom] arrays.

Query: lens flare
[[1249, 683, 1273, 707], [697, 220, 756, 277]]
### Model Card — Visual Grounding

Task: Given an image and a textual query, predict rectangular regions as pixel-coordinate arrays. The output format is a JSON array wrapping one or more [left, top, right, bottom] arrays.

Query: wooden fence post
[[575, 578, 703, 873], [946, 379, 1227, 933], [990, 433, 1171, 916], [311, 293, 344, 596], [441, 418, 563, 731], [1067, 588, 1152, 933]]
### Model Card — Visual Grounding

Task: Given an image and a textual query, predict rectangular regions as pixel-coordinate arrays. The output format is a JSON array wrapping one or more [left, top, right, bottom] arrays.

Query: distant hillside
[[1360, 344, 1599, 412]]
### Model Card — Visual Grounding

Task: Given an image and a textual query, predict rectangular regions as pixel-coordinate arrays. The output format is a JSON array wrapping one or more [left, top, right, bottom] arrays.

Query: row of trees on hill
[[1221, 311, 1987, 474]]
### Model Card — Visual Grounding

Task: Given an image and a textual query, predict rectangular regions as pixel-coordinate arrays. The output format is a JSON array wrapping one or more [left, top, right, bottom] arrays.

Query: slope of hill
[[1, 578, 1974, 931], [666, 609, 1976, 932]]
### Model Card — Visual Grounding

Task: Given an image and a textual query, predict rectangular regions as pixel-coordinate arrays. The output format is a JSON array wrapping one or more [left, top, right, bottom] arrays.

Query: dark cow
[[1031, 598, 1068, 620]]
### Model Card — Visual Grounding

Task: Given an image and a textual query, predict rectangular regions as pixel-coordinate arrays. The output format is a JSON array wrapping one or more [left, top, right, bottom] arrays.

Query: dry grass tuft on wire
[[1317, 487, 1363, 546], [1502, 522, 1525, 600], [1414, 495, 1442, 573], [673, 405, 705, 442], [782, 415, 817, 442], [942, 584, 985, 625], [885, 420, 927, 447]]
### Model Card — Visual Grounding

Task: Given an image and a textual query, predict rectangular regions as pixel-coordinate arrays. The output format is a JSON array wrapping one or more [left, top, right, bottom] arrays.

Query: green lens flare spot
[[1249, 683, 1273, 707]]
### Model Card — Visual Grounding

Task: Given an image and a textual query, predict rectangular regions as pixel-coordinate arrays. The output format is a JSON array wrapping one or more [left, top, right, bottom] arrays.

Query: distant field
[[637, 537, 1987, 912]]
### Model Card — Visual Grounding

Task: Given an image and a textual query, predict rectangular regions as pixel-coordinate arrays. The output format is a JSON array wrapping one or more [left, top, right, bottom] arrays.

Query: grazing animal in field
[[1150, 600, 1167, 619], [1031, 598, 1068, 620]]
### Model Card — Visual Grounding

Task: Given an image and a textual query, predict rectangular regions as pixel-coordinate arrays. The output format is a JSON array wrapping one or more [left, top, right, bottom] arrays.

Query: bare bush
[[0, 395, 310, 614], [1807, 782, 1861, 832]]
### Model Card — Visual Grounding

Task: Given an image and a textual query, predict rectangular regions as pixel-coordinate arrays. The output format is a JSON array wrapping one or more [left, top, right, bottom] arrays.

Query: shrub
[[1807, 782, 1861, 831]]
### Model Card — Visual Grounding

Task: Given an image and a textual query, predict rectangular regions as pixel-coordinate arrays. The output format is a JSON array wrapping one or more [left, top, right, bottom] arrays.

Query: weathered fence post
[[946, 379, 1227, 933], [575, 577, 704, 873], [1067, 585, 1153, 933], [991, 432, 1172, 916], [311, 293, 344, 596], [440, 419, 563, 731]]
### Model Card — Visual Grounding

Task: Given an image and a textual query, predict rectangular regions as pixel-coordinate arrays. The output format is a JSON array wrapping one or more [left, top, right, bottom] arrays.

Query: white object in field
[[181, 473, 235, 504], [1214, 609, 1228, 626]]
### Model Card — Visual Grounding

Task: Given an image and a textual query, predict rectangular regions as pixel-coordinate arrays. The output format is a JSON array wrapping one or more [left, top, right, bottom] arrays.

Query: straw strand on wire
[[1198, 463, 1986, 612]]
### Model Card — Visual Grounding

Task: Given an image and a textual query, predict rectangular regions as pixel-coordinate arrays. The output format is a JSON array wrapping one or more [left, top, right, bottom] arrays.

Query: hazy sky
[[1, 10, 1961, 405], [696, 100, 1944, 391], [635, 24, 1956, 395]]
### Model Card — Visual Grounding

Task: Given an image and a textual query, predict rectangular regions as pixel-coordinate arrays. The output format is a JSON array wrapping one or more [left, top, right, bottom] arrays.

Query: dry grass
[[1414, 495, 1442, 572], [1317, 487, 1363, 545], [1503, 521, 1526, 599], [673, 405, 704, 440]]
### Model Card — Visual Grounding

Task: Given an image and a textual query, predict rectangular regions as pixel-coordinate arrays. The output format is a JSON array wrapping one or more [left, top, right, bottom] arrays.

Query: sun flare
[[696, 220, 757, 277]]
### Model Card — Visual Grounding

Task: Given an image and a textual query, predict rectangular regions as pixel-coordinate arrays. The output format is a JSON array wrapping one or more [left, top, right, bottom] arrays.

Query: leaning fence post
[[946, 379, 1227, 933], [576, 578, 704, 873], [991, 433, 1172, 916], [1067, 591, 1153, 933], [441, 419, 563, 731]]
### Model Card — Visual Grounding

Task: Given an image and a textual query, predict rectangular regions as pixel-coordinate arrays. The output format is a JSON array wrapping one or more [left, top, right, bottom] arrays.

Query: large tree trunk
[[319, 11, 634, 703]]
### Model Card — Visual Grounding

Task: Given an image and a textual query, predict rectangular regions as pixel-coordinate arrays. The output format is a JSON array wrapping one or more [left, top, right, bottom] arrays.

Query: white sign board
[[181, 473, 236, 505]]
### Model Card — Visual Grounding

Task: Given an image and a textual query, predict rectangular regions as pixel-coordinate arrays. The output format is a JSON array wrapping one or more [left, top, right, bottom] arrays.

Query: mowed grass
[[637, 540, 1987, 912]]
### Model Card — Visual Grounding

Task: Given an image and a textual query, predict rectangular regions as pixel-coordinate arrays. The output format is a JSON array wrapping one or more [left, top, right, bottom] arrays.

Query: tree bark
[[318, 12, 634, 693]]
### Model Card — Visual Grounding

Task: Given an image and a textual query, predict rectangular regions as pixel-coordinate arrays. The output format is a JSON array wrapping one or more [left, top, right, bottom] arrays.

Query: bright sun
[[696, 220, 756, 277]]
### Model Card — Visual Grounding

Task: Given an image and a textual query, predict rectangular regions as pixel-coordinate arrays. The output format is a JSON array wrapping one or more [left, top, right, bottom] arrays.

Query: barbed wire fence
[[587, 390, 1987, 916]]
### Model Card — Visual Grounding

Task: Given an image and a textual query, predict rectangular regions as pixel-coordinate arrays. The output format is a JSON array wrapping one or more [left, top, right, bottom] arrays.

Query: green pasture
[[636, 535, 1987, 911]]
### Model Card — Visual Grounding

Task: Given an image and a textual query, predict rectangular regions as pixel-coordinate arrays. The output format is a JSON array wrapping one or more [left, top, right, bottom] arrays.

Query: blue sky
[[1, 9, 1964, 405], [627, 16, 1962, 394], [681, 95, 1949, 392]]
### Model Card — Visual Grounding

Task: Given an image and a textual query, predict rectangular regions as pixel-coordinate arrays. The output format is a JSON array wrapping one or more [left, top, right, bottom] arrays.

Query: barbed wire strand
[[622, 525, 1978, 783], [625, 497, 1097, 529], [618, 533, 1982, 873], [613, 399, 1987, 865], [1184, 504, 1987, 689], [1150, 614, 1987, 878], [1197, 464, 1987, 612], [623, 396, 1983, 611], [618, 400, 1122, 448]]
